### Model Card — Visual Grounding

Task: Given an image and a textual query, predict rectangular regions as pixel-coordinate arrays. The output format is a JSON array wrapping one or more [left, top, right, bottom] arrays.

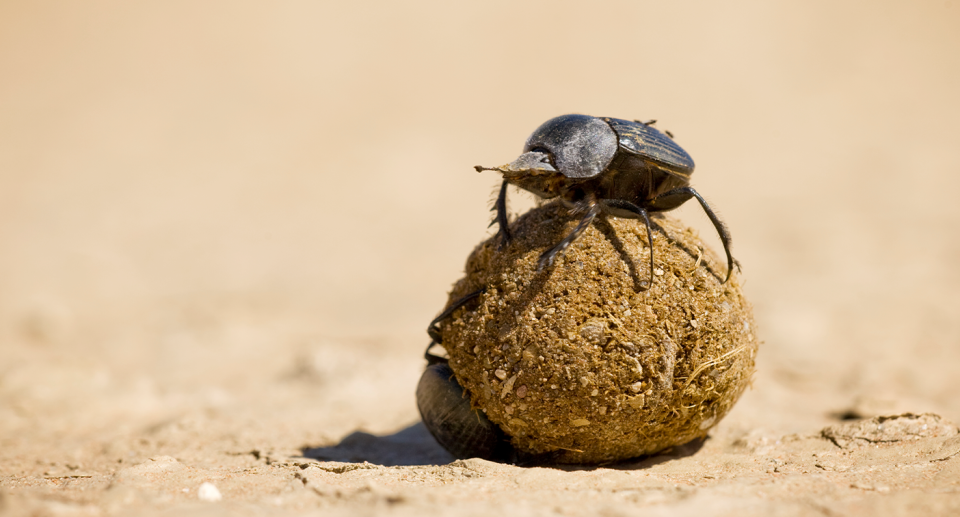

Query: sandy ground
[[2, 1, 960, 515]]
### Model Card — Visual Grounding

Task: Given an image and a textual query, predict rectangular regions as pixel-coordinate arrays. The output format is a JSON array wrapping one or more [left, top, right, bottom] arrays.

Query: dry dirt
[[2, 2, 960, 516]]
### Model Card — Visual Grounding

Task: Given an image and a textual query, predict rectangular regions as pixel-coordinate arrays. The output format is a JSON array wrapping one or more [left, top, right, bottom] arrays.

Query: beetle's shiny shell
[[602, 117, 695, 174], [416, 363, 505, 460], [522, 115, 695, 180], [522, 114, 618, 179]]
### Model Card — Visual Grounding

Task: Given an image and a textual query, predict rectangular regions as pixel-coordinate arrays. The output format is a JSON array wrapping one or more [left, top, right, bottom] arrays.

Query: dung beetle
[[418, 289, 514, 461], [418, 289, 560, 462], [476, 114, 738, 285]]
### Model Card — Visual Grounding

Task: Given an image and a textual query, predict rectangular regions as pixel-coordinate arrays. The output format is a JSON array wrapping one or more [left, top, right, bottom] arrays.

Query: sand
[[2, 2, 960, 516]]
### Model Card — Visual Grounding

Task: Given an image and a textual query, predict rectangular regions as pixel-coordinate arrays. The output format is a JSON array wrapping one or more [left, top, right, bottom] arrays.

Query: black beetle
[[476, 114, 738, 285], [418, 288, 515, 461]]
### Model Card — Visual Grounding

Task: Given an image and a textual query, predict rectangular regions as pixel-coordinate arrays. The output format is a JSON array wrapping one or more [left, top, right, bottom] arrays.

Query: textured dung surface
[[437, 202, 757, 463]]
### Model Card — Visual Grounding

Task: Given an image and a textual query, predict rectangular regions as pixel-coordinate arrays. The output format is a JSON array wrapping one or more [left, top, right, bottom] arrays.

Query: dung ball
[[436, 202, 757, 464]]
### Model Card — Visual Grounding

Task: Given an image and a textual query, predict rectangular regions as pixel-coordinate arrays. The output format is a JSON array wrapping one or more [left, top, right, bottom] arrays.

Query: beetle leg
[[648, 187, 740, 283], [599, 199, 655, 289], [424, 288, 485, 364], [490, 180, 512, 249], [423, 341, 446, 365], [538, 200, 600, 271]]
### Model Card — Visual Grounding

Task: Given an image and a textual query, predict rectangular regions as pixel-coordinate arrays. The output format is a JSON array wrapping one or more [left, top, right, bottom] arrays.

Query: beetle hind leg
[[424, 289, 485, 364], [648, 187, 739, 283]]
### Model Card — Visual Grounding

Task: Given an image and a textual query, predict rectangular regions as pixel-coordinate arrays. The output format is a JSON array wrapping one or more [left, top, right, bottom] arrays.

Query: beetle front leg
[[538, 200, 600, 271], [649, 187, 739, 283], [490, 180, 512, 249]]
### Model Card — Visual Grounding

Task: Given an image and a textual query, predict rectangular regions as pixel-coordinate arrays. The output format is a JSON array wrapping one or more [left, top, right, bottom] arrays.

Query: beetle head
[[474, 151, 565, 199], [474, 150, 557, 178]]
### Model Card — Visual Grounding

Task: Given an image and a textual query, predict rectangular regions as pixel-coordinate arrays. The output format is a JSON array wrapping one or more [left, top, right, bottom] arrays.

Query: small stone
[[523, 346, 537, 363], [198, 482, 222, 502], [579, 319, 607, 345], [509, 418, 528, 428], [500, 374, 518, 399], [494, 369, 507, 380], [699, 415, 717, 430]]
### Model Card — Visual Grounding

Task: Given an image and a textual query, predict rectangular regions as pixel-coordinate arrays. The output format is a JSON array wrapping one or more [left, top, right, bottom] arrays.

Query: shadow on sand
[[302, 421, 706, 469], [301, 422, 455, 467]]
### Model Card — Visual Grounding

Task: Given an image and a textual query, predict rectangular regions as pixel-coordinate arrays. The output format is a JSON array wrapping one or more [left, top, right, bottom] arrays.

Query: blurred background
[[1, 0, 959, 469]]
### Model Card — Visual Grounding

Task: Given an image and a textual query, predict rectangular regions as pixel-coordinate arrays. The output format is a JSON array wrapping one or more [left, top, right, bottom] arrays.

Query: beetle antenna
[[635, 119, 657, 126], [665, 130, 674, 139]]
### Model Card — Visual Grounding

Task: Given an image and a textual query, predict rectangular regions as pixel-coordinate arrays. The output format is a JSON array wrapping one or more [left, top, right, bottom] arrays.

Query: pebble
[[198, 482, 222, 502]]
